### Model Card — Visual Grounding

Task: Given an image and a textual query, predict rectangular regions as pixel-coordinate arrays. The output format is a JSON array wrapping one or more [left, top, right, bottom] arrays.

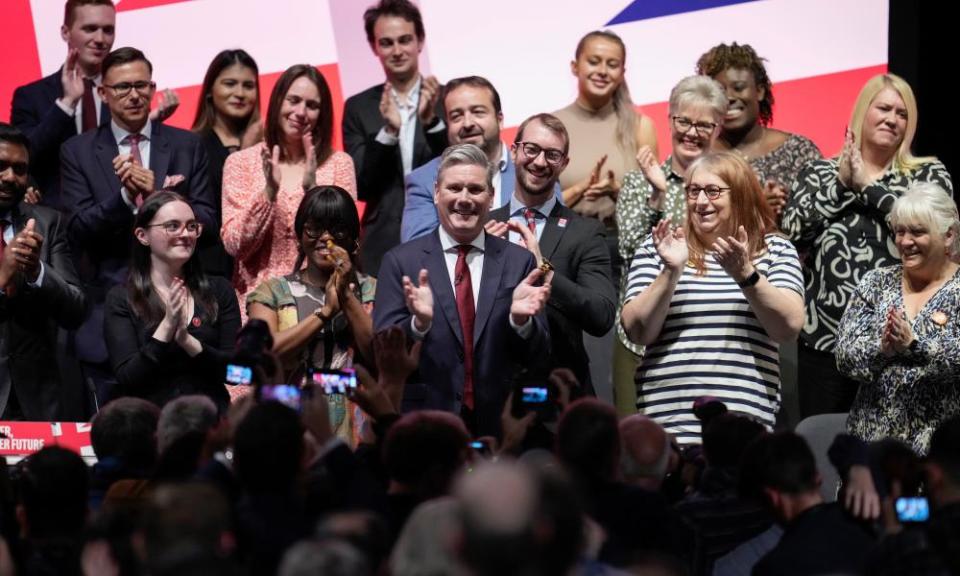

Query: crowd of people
[[1, 0, 958, 574]]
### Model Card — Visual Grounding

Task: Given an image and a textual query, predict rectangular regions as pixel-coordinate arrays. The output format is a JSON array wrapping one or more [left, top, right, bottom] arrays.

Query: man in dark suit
[[11, 1, 178, 211], [488, 113, 615, 393], [0, 123, 86, 420], [61, 47, 215, 409], [342, 0, 447, 276], [374, 143, 551, 437]]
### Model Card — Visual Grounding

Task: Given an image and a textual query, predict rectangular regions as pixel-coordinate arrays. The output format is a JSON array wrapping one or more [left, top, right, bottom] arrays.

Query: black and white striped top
[[622, 234, 804, 444]]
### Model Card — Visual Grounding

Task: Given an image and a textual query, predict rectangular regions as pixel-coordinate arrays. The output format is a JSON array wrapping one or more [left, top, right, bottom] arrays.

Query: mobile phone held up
[[895, 496, 929, 523], [308, 368, 357, 395], [225, 363, 253, 386], [257, 384, 305, 411]]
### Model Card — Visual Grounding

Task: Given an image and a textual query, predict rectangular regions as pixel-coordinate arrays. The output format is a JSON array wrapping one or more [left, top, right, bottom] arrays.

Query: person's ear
[[134, 227, 150, 246]]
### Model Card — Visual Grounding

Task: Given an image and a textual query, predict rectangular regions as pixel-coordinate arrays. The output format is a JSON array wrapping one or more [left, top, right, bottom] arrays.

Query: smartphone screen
[[258, 384, 302, 411], [521, 386, 549, 404], [311, 368, 357, 395], [896, 497, 930, 523], [225, 363, 253, 386]]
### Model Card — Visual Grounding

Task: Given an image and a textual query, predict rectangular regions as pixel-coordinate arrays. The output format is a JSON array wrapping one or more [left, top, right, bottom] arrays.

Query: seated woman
[[191, 49, 262, 277], [222, 64, 356, 312], [782, 73, 953, 417], [246, 186, 374, 442], [105, 192, 241, 412], [837, 183, 960, 454], [620, 152, 804, 444], [696, 42, 822, 219]]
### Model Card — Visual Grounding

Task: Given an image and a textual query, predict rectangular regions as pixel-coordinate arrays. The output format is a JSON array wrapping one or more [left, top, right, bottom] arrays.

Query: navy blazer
[[11, 69, 111, 211], [61, 120, 216, 363], [373, 230, 550, 437]]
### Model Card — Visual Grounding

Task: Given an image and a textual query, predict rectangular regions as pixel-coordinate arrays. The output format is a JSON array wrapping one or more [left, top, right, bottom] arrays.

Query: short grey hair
[[620, 429, 671, 482], [157, 395, 218, 454], [887, 182, 960, 257], [435, 143, 496, 192], [669, 75, 728, 123]]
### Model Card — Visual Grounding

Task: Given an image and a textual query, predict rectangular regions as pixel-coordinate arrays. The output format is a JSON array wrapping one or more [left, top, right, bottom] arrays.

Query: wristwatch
[[736, 270, 761, 288]]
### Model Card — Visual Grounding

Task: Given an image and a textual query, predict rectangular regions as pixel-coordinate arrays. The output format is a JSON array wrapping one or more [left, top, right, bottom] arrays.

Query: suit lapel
[[150, 122, 171, 187], [500, 156, 516, 207], [474, 234, 504, 342], [95, 127, 122, 199], [538, 204, 567, 260], [424, 232, 464, 346]]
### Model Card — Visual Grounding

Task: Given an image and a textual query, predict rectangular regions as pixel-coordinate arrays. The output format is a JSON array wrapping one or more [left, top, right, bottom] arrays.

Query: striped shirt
[[622, 234, 803, 444]]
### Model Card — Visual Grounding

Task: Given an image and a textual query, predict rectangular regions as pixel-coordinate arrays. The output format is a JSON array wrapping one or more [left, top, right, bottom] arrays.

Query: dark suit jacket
[[342, 83, 447, 276], [488, 202, 615, 393], [61, 120, 216, 363], [11, 69, 111, 211], [0, 202, 86, 419], [373, 230, 550, 437]]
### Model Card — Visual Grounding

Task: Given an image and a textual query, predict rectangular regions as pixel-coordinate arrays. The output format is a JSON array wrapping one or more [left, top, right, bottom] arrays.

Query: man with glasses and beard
[[0, 123, 85, 420]]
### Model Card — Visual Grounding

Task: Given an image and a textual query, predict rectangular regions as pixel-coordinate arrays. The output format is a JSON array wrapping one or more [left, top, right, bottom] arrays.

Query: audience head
[[572, 30, 638, 154], [927, 415, 960, 507], [157, 395, 218, 455], [99, 47, 155, 133], [701, 412, 766, 470], [557, 398, 621, 486], [620, 414, 672, 490], [849, 73, 921, 171], [265, 64, 334, 164], [233, 401, 304, 493], [0, 123, 31, 212], [62, 0, 115, 74], [192, 49, 261, 135], [390, 497, 462, 576], [740, 431, 820, 522], [279, 539, 370, 576], [886, 183, 960, 271], [91, 397, 160, 474], [363, 0, 425, 82], [15, 447, 89, 539], [443, 76, 504, 159], [511, 113, 570, 197], [383, 410, 470, 499], [696, 42, 775, 130], [292, 185, 361, 273], [667, 75, 727, 170], [433, 143, 496, 244], [316, 512, 390, 574]]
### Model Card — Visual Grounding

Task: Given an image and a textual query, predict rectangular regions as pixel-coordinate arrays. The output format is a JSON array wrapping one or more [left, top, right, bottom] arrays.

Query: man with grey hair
[[374, 143, 551, 437], [157, 394, 218, 455], [619, 414, 673, 492]]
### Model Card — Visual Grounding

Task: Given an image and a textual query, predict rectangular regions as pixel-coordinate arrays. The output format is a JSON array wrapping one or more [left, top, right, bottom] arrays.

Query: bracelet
[[736, 270, 761, 288], [313, 306, 332, 323]]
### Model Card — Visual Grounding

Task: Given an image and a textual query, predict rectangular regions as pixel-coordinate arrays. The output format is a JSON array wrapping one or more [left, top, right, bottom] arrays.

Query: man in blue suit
[[400, 76, 561, 244], [61, 47, 215, 410], [375, 143, 551, 437]]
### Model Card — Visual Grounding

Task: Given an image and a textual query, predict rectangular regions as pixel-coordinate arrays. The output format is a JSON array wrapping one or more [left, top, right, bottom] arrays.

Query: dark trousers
[[797, 342, 860, 418]]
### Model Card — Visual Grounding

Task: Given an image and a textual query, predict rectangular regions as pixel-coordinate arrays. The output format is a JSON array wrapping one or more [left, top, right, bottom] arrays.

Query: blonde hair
[[848, 73, 938, 172], [887, 183, 960, 257]]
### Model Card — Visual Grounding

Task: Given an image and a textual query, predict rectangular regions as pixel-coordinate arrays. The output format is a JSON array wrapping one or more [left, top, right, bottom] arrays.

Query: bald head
[[619, 415, 670, 489]]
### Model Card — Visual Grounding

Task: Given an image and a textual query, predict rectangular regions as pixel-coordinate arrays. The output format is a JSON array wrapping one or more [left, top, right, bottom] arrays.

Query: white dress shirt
[[374, 76, 446, 176]]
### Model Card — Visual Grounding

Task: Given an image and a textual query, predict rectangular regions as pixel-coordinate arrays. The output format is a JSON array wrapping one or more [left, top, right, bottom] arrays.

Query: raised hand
[[881, 307, 915, 356], [113, 154, 156, 200], [637, 145, 668, 196], [403, 269, 434, 331], [302, 131, 318, 191], [149, 88, 180, 123], [60, 48, 84, 107], [379, 88, 401, 135], [584, 169, 620, 201], [373, 326, 422, 401], [161, 277, 188, 334], [12, 218, 43, 282], [24, 186, 42, 205], [418, 75, 441, 124], [838, 128, 855, 189], [261, 144, 281, 200], [764, 180, 788, 217], [510, 268, 551, 325], [506, 219, 545, 267], [712, 225, 754, 282], [484, 219, 509, 238], [652, 218, 688, 271]]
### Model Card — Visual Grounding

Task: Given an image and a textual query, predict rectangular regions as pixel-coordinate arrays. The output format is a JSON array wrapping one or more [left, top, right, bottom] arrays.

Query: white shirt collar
[[438, 225, 486, 253], [389, 76, 422, 109], [509, 190, 556, 219]]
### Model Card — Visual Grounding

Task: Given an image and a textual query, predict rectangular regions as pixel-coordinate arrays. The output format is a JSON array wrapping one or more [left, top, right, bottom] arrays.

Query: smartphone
[[895, 496, 929, 523], [470, 439, 493, 459], [258, 384, 303, 411], [521, 386, 549, 405], [510, 380, 557, 421], [309, 368, 357, 395], [225, 363, 253, 386]]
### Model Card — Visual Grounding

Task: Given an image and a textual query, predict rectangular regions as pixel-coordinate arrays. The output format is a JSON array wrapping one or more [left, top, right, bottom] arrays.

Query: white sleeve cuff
[[410, 316, 431, 339], [509, 314, 534, 339], [375, 127, 400, 146], [27, 261, 45, 288], [55, 98, 77, 116]]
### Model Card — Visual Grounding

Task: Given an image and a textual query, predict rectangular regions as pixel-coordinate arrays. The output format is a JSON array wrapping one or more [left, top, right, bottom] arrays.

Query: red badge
[[191, 316, 201, 327]]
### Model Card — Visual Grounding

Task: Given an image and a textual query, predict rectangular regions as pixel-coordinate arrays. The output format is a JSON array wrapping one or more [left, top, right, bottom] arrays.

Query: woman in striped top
[[620, 152, 804, 443]]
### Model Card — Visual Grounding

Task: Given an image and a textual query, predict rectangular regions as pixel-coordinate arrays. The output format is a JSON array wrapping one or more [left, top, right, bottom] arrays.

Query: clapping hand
[[583, 155, 619, 201], [637, 145, 668, 204], [484, 219, 509, 238], [506, 220, 549, 280], [24, 186, 42, 205], [302, 132, 318, 191], [149, 88, 180, 123], [403, 269, 434, 331], [261, 144, 282, 200], [60, 48, 84, 108], [113, 153, 156, 200], [652, 218, 688, 272], [712, 225, 754, 283], [11, 219, 43, 283], [510, 268, 551, 326], [764, 180, 789, 217], [418, 75, 441, 124], [881, 306, 915, 356], [839, 128, 870, 192], [160, 277, 188, 335], [379, 87, 401, 135]]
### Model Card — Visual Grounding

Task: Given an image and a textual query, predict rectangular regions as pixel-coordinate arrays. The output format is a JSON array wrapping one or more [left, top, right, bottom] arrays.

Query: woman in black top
[[105, 191, 241, 412], [191, 49, 262, 276]]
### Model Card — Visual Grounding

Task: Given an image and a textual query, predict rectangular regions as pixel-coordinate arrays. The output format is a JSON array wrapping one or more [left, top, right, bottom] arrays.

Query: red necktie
[[126, 134, 145, 206], [523, 208, 538, 235], [455, 245, 476, 410], [82, 78, 97, 132]]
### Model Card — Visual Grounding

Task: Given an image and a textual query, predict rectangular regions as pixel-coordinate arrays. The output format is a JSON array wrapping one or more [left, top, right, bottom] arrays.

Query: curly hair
[[696, 42, 774, 126]]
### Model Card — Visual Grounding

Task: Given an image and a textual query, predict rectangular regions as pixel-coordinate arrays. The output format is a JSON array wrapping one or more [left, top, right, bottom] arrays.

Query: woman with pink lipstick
[[837, 184, 960, 454], [782, 73, 953, 418], [620, 152, 804, 444], [696, 42, 821, 220], [222, 64, 356, 314], [105, 191, 241, 412]]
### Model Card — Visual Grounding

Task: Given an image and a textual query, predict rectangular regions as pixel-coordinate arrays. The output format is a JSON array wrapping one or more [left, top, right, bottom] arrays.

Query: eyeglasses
[[145, 220, 203, 236], [515, 142, 566, 166], [0, 160, 28, 177], [672, 116, 717, 137], [303, 227, 349, 242], [685, 184, 730, 200], [103, 81, 156, 97]]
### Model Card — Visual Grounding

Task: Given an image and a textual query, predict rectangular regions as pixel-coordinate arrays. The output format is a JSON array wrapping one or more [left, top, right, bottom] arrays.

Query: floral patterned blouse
[[781, 158, 953, 352], [836, 265, 960, 454], [221, 142, 357, 316], [749, 133, 822, 192]]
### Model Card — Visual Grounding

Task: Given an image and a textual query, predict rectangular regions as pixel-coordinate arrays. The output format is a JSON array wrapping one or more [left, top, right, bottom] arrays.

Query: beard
[[0, 181, 25, 211]]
